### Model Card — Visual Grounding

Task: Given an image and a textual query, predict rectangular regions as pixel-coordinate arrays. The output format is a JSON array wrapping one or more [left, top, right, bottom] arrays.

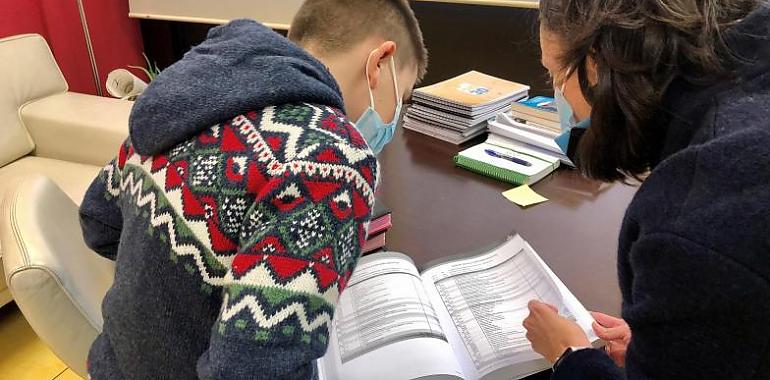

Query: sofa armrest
[[1, 175, 115, 378], [20, 92, 131, 167]]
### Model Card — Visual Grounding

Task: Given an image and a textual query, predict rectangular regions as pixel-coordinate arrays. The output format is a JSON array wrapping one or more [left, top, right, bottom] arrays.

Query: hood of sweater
[[128, 19, 345, 156]]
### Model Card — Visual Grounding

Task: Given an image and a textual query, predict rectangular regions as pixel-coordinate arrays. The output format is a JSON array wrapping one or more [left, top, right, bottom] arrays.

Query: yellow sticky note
[[502, 184, 549, 207]]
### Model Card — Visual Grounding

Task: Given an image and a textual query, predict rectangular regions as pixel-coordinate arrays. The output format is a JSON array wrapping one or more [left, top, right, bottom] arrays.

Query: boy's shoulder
[[146, 102, 378, 196], [160, 102, 375, 168], [226, 102, 378, 179], [247, 102, 372, 157]]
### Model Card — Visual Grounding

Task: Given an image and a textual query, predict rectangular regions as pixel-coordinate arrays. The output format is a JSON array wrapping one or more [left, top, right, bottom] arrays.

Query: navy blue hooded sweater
[[79, 20, 378, 379], [553, 5, 770, 380]]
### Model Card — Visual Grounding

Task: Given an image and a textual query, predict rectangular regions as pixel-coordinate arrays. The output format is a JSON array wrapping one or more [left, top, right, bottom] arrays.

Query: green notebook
[[454, 142, 560, 185]]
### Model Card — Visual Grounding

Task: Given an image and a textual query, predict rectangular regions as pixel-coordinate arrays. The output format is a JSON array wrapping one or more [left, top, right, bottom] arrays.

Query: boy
[[79, 1, 427, 379]]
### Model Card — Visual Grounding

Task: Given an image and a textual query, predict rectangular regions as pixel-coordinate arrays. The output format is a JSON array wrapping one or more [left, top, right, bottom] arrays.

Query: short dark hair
[[288, 0, 428, 81], [539, 0, 762, 181]]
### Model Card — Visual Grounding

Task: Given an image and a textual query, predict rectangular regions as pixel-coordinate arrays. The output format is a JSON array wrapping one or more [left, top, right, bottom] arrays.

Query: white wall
[[128, 0, 538, 30], [128, 0, 306, 29]]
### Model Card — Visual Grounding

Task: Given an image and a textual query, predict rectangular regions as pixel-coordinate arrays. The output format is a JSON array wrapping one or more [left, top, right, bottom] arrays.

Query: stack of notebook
[[363, 200, 392, 254], [403, 71, 530, 144], [486, 96, 573, 166]]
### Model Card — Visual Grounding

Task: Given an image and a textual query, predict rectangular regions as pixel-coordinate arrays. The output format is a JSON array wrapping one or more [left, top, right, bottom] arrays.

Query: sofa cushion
[[0, 157, 100, 206], [0, 34, 68, 167], [21, 92, 131, 167]]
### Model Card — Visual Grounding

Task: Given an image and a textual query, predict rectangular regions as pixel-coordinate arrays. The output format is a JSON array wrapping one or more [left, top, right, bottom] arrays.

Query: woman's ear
[[366, 41, 397, 90], [586, 55, 599, 86]]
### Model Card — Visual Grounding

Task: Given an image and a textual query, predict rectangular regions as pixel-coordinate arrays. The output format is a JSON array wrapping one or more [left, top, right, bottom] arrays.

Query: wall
[[0, 0, 146, 95]]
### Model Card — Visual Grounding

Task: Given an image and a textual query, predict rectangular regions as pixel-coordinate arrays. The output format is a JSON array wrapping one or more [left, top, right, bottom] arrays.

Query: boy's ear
[[366, 41, 397, 90]]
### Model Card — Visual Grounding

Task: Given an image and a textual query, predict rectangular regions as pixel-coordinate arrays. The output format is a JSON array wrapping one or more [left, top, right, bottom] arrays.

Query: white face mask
[[354, 53, 402, 155]]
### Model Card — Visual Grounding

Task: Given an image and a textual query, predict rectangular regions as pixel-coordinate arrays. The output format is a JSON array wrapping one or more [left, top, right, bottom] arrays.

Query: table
[[377, 127, 638, 316]]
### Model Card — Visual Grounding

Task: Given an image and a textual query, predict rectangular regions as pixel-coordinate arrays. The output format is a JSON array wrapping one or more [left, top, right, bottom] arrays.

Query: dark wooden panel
[[412, 3, 548, 93], [139, 2, 549, 94]]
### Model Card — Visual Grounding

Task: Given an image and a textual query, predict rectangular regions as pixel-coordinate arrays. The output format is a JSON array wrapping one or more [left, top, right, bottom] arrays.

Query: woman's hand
[[591, 311, 631, 367], [523, 300, 591, 363]]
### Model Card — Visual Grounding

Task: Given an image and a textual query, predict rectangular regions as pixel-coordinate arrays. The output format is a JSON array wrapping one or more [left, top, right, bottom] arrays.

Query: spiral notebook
[[454, 142, 560, 185]]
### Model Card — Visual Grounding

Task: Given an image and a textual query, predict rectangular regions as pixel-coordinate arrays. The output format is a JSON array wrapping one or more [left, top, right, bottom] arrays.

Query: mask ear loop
[[389, 56, 402, 105], [364, 50, 377, 108], [559, 66, 576, 93]]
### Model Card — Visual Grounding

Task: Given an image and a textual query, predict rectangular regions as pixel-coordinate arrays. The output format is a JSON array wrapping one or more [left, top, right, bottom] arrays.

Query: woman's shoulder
[[625, 121, 770, 276], [712, 68, 770, 140], [633, 71, 770, 226]]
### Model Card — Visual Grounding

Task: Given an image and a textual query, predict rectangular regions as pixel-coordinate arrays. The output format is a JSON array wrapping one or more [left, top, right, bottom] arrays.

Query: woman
[[523, 0, 770, 378]]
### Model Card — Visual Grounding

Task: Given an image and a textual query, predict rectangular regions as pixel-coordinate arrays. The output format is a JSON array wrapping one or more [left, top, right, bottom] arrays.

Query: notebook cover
[[454, 143, 559, 185], [367, 214, 392, 236], [454, 155, 530, 185], [362, 233, 387, 254], [414, 71, 530, 108]]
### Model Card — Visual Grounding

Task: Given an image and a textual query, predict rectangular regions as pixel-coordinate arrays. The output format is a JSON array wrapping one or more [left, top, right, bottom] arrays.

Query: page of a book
[[508, 111, 561, 131], [318, 252, 464, 380], [420, 235, 598, 380], [499, 113, 560, 139], [485, 134, 573, 168], [407, 105, 495, 129], [405, 110, 489, 134], [487, 118, 563, 154], [412, 96, 523, 118], [403, 118, 486, 145]]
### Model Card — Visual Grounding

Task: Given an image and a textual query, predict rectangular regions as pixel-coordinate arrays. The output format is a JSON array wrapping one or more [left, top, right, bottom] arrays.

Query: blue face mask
[[355, 55, 402, 155], [554, 87, 590, 161]]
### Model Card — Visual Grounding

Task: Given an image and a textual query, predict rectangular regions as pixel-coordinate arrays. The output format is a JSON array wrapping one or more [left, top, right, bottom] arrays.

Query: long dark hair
[[539, 0, 762, 181]]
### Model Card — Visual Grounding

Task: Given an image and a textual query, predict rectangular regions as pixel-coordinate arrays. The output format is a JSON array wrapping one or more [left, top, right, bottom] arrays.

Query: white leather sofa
[[1, 176, 115, 377], [0, 33, 130, 307]]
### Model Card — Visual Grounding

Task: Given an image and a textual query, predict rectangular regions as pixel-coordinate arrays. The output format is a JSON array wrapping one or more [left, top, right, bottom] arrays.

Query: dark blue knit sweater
[[553, 5, 770, 380], [79, 20, 378, 379]]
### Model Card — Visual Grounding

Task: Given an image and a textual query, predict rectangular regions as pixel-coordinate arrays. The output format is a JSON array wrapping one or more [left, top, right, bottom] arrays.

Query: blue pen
[[485, 149, 532, 167]]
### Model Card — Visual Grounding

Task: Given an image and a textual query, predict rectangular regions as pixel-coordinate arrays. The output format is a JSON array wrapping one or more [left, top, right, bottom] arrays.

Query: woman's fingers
[[592, 321, 629, 340], [590, 311, 625, 328]]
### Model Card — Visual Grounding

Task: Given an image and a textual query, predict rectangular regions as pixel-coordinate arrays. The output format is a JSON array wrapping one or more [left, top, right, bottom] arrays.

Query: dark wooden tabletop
[[376, 127, 638, 316]]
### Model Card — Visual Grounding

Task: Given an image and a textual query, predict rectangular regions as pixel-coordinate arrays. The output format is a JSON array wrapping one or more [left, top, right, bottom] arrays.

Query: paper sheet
[[318, 252, 463, 380], [420, 235, 598, 380], [502, 185, 549, 207]]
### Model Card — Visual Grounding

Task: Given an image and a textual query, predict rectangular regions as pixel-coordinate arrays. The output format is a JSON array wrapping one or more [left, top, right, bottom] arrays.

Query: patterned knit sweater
[[79, 20, 379, 379], [81, 104, 378, 379]]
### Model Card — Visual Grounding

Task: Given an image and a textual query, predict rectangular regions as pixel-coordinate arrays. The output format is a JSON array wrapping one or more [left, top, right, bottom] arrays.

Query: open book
[[317, 235, 600, 380]]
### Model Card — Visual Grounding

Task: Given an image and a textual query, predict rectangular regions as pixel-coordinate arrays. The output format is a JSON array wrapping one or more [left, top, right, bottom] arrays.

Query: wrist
[[550, 337, 591, 363], [550, 344, 571, 364], [552, 346, 591, 369]]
